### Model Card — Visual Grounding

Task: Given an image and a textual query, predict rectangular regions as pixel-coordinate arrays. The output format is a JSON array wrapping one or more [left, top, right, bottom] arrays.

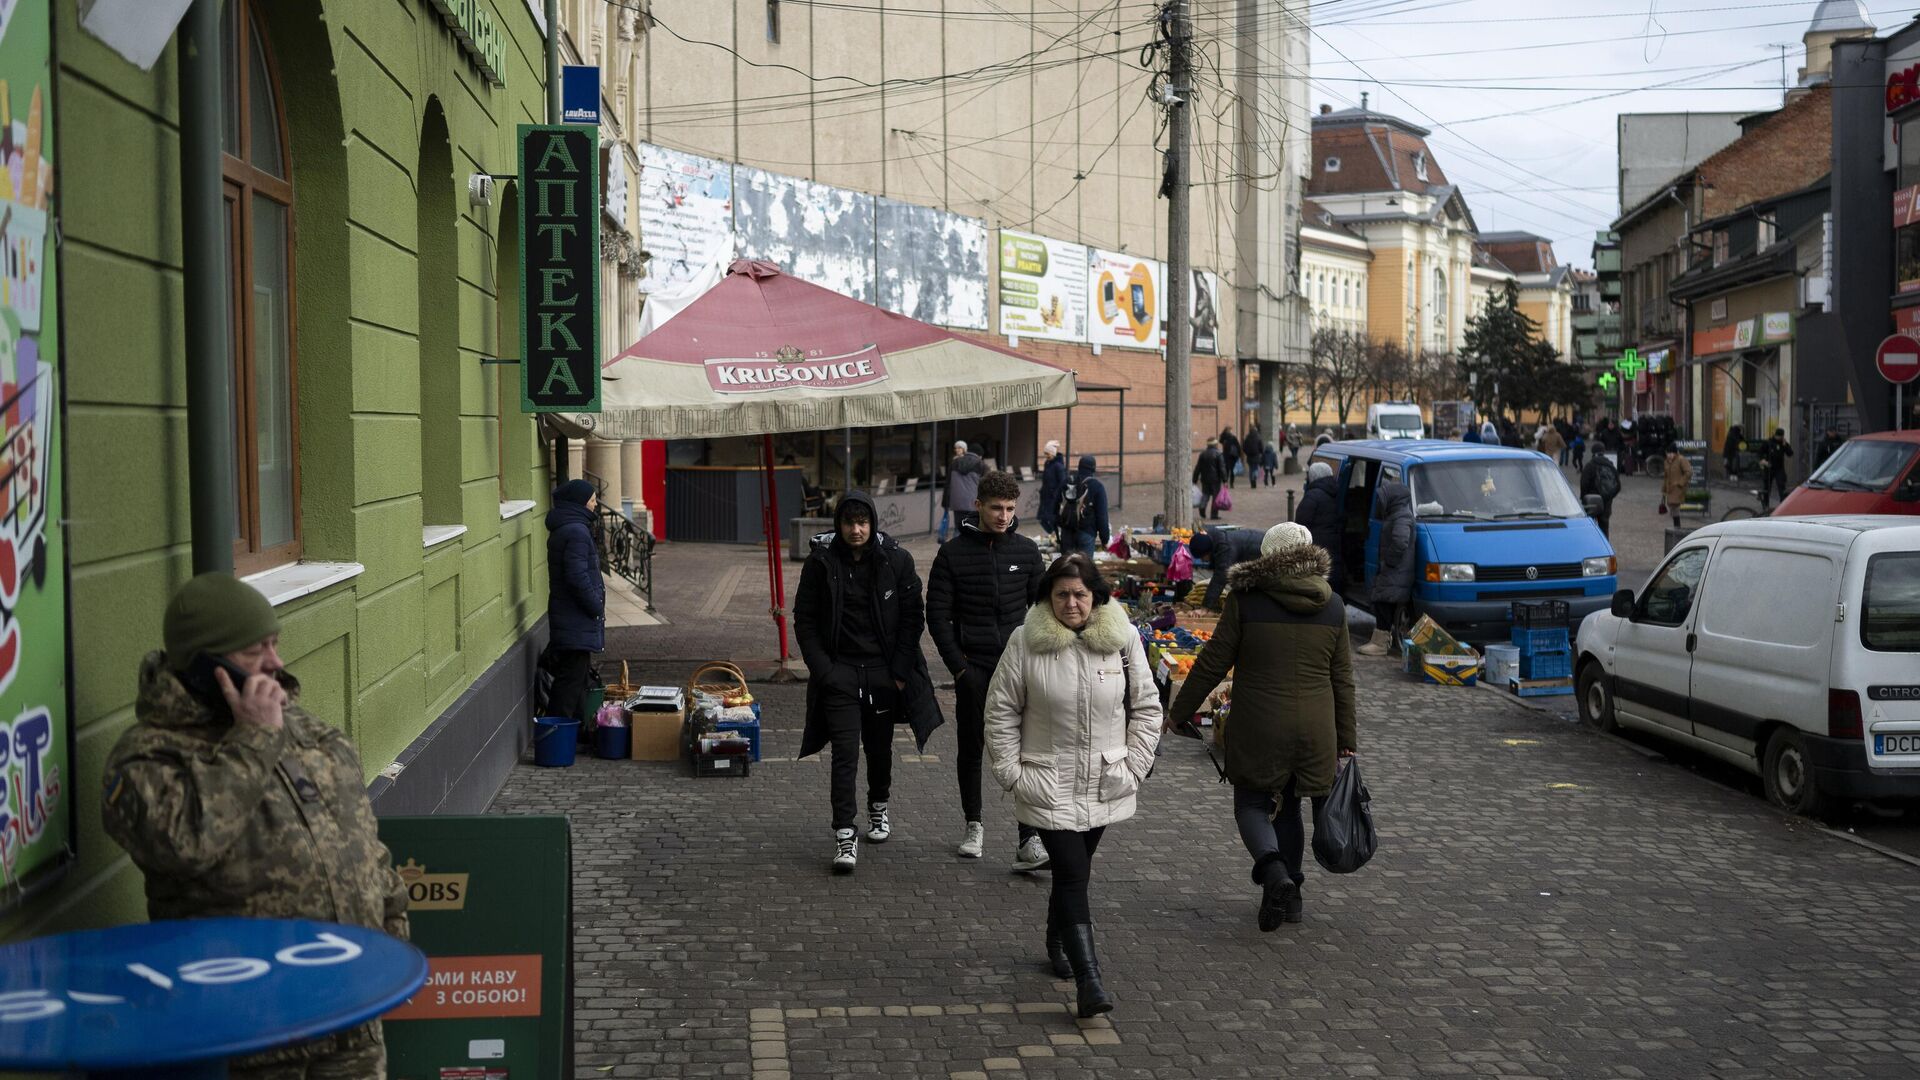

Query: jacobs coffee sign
[[519, 125, 600, 413]]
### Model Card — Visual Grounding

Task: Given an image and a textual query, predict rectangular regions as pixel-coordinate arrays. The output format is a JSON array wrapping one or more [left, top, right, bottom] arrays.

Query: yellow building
[[1478, 232, 1577, 359]]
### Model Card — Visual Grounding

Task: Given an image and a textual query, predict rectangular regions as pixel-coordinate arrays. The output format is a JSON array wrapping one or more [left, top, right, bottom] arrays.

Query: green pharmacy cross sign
[[1613, 349, 1645, 378], [1597, 371, 1618, 390]]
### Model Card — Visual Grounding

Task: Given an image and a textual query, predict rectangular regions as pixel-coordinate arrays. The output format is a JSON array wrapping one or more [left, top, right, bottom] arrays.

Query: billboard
[[877, 199, 988, 330], [1088, 249, 1164, 350], [1187, 268, 1222, 355], [735, 165, 876, 304], [997, 230, 1088, 343], [638, 143, 733, 297]]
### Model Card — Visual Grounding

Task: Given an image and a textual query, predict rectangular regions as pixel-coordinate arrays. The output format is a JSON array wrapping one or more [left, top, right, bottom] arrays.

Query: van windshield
[[1807, 439, 1917, 493], [1408, 458, 1584, 520], [1377, 415, 1421, 435], [1864, 553, 1920, 652]]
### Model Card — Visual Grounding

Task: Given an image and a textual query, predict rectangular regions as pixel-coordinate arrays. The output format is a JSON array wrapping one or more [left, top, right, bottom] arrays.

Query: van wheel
[[1762, 728, 1833, 819], [1576, 662, 1615, 733]]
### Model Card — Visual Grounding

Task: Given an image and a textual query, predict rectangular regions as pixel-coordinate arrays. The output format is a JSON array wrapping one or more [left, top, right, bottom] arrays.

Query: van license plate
[[1875, 734, 1920, 755]]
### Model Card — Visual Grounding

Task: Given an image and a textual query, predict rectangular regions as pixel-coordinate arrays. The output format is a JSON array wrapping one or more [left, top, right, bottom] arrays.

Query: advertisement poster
[[1088, 249, 1164, 350], [1187, 269, 1221, 355], [997, 230, 1088, 343], [734, 164, 876, 305], [0, 0, 67, 910], [637, 143, 733, 297], [877, 199, 987, 330]]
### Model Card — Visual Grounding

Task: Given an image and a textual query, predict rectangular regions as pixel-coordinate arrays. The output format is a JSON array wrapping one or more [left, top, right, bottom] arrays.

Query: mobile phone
[[1100, 280, 1118, 321], [1130, 283, 1148, 322], [180, 652, 256, 705]]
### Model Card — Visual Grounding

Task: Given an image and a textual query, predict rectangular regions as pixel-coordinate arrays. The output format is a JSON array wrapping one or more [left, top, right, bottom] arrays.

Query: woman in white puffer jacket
[[984, 554, 1162, 1018]]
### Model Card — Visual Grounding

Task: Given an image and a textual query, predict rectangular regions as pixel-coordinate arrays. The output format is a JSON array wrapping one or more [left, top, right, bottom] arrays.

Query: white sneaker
[[832, 828, 858, 873], [866, 802, 891, 843], [957, 821, 985, 858], [1012, 834, 1051, 873]]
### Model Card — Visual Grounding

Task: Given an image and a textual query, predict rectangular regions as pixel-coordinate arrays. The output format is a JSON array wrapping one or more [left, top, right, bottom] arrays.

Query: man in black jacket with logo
[[795, 492, 944, 874], [927, 470, 1048, 870]]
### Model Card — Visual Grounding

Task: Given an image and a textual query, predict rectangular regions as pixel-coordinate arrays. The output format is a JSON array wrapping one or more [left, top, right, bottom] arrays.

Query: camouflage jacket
[[102, 651, 410, 1064]]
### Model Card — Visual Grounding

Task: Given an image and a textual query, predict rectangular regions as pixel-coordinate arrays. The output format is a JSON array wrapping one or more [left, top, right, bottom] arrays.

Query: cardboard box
[[629, 709, 684, 761], [1414, 652, 1481, 686]]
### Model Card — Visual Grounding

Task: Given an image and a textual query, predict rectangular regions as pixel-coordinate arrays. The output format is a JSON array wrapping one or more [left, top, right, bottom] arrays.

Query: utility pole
[[1163, 0, 1193, 530]]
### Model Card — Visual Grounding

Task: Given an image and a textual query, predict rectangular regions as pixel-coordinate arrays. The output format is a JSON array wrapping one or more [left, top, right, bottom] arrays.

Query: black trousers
[[1763, 463, 1788, 504], [547, 648, 593, 724], [1234, 781, 1326, 887], [955, 667, 1038, 844], [824, 663, 897, 832], [1225, 459, 1239, 488], [1038, 826, 1106, 926], [1199, 488, 1221, 519]]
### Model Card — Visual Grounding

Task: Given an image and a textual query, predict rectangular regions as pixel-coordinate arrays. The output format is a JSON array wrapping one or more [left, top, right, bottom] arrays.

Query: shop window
[[221, 0, 300, 574], [1898, 224, 1920, 295], [1900, 116, 1920, 189]]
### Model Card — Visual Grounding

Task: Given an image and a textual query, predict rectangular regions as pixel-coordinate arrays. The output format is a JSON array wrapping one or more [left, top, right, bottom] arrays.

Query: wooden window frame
[[223, 0, 302, 576]]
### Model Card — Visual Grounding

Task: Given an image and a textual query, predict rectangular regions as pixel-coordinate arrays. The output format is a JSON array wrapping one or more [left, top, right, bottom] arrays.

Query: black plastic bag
[[1312, 759, 1376, 874]]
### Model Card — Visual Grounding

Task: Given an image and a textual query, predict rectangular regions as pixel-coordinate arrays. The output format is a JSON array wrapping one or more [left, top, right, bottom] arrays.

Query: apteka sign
[[704, 345, 889, 394], [519, 125, 600, 413]]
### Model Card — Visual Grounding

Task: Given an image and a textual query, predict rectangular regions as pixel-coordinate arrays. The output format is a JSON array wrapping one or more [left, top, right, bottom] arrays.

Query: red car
[[1774, 431, 1920, 515]]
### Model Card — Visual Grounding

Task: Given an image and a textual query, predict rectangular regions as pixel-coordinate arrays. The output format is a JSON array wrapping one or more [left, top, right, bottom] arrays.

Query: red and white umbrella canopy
[[587, 260, 1078, 440]]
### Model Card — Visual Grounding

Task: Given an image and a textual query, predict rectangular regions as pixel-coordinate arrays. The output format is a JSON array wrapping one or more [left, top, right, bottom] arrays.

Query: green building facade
[[3, 0, 558, 939]]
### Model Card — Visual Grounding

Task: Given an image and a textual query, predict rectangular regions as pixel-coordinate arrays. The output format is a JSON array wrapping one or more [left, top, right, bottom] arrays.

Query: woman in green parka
[[1166, 522, 1358, 931]]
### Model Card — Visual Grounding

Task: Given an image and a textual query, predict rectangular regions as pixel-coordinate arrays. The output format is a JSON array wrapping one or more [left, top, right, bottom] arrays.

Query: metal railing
[[584, 469, 656, 612]]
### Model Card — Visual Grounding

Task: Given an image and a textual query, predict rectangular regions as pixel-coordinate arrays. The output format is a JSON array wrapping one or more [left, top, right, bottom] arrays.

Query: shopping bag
[[1311, 758, 1376, 874], [1167, 543, 1194, 583], [1107, 532, 1130, 558], [1215, 488, 1233, 513], [1191, 483, 1203, 508]]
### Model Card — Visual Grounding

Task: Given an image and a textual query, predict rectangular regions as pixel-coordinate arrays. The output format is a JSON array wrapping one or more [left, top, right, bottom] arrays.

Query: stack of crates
[[1509, 601, 1574, 696]]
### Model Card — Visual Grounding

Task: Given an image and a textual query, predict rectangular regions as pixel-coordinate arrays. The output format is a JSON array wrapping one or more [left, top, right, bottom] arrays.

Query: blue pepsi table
[[0, 917, 428, 1079]]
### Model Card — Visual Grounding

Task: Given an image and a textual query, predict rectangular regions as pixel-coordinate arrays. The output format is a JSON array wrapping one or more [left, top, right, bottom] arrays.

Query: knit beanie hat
[[1187, 531, 1215, 557], [552, 479, 595, 505], [164, 573, 281, 671], [1260, 521, 1312, 557], [1308, 461, 1333, 481]]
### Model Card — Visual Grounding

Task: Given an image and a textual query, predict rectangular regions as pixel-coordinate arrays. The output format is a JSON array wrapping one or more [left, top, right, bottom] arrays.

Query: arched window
[[1431, 267, 1448, 333], [222, 0, 300, 572]]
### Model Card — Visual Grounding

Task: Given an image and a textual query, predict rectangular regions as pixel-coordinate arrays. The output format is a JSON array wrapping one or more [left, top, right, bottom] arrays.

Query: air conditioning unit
[[1800, 274, 1829, 309]]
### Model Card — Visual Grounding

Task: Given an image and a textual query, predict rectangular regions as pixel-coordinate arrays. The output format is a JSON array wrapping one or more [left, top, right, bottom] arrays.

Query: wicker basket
[[603, 659, 642, 701], [687, 661, 752, 707]]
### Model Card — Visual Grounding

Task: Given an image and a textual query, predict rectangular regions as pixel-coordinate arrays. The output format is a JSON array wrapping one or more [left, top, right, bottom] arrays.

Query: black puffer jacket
[[1197, 525, 1266, 609], [1293, 473, 1344, 588], [926, 518, 1045, 678], [1370, 481, 1418, 606], [793, 492, 944, 757], [545, 501, 606, 651]]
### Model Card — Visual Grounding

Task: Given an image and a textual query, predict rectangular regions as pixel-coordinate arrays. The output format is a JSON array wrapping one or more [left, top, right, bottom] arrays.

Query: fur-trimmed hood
[[1022, 597, 1134, 655], [1226, 545, 1334, 614]]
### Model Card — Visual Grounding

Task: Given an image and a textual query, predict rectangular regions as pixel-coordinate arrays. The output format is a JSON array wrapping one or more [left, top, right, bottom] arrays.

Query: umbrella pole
[[763, 434, 797, 683]]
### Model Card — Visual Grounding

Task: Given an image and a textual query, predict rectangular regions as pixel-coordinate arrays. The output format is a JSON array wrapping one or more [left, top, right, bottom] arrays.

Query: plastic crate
[[710, 716, 762, 762], [1519, 648, 1571, 680], [1510, 599, 1571, 629], [1510, 676, 1574, 697], [1510, 626, 1571, 654], [692, 751, 750, 778]]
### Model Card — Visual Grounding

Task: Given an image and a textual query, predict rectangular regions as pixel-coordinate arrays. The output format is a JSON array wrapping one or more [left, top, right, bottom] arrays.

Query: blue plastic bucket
[[533, 717, 579, 767], [595, 724, 632, 760]]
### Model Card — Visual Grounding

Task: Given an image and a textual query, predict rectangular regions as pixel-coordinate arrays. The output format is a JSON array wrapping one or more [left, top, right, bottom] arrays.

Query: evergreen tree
[[1459, 281, 1541, 422]]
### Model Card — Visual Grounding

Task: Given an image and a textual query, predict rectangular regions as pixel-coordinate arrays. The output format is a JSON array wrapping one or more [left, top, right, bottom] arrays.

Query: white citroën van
[[1575, 517, 1920, 817]]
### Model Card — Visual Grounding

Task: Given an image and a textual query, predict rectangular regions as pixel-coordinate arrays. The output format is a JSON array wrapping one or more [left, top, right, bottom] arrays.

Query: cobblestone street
[[492, 481, 1920, 1079]]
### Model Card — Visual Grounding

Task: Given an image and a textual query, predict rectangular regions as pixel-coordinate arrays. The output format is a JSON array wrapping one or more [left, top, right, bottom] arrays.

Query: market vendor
[[1188, 525, 1265, 610]]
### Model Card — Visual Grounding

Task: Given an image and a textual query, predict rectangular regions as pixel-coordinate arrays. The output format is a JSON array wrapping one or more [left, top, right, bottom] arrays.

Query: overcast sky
[[1309, 0, 1917, 269]]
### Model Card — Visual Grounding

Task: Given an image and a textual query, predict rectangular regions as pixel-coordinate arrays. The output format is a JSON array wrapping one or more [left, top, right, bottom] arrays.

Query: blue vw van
[[1309, 441, 1617, 643]]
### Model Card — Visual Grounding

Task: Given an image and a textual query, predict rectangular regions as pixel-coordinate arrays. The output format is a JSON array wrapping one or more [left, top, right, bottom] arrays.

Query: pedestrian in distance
[[1814, 426, 1844, 471], [1539, 423, 1566, 466], [1193, 438, 1227, 519], [1721, 424, 1744, 481], [1479, 419, 1499, 445], [984, 554, 1162, 1017], [1661, 444, 1694, 520], [1356, 482, 1416, 657], [1243, 427, 1265, 489], [1165, 523, 1357, 932], [1462, 419, 1483, 444], [1581, 446, 1622, 538], [941, 441, 987, 542], [101, 573, 411, 1078], [1762, 428, 1794, 507], [927, 470, 1049, 870], [544, 478, 606, 735], [1293, 460, 1344, 593], [1261, 441, 1280, 486], [1570, 432, 1586, 470], [794, 492, 945, 873], [1188, 524, 1265, 610], [1056, 455, 1111, 559], [1220, 427, 1243, 490], [1037, 440, 1069, 541]]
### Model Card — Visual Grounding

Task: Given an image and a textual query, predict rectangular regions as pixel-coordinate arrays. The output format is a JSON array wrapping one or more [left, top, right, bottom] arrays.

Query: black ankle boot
[[1253, 854, 1293, 933], [1045, 915, 1071, 979], [1061, 923, 1114, 1017]]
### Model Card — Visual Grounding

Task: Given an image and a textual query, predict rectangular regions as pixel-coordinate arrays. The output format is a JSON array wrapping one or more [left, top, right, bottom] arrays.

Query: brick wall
[[1698, 87, 1831, 219]]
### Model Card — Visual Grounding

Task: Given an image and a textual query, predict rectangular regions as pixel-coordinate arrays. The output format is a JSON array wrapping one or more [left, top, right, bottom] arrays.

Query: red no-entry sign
[[1878, 334, 1920, 384]]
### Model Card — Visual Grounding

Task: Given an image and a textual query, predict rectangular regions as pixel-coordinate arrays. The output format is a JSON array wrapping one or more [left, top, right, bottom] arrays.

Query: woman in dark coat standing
[[545, 480, 606, 730], [1357, 481, 1416, 656], [1167, 523, 1357, 930], [794, 492, 944, 872]]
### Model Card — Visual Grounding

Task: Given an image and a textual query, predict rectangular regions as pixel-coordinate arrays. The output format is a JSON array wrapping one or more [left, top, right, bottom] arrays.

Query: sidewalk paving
[[505, 530, 1920, 1077]]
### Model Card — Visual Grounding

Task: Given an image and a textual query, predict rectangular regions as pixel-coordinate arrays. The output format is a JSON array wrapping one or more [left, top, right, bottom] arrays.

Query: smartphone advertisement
[[1088, 249, 1164, 351]]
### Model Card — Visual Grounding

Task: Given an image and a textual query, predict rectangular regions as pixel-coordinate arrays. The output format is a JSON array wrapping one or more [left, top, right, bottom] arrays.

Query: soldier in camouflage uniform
[[101, 573, 410, 1079]]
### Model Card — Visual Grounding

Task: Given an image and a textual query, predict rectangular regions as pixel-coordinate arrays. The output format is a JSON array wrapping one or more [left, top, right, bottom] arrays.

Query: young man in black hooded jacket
[[927, 470, 1048, 870], [794, 492, 944, 873]]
